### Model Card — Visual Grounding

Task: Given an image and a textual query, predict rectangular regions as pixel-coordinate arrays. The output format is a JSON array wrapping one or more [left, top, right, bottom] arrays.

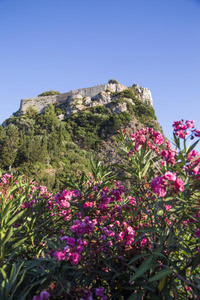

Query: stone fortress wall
[[18, 82, 153, 115]]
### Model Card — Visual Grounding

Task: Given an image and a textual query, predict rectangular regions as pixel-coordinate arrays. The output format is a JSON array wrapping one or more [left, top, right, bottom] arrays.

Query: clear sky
[[0, 0, 200, 150]]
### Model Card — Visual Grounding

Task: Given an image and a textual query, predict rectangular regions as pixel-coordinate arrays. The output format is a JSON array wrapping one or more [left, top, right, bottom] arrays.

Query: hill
[[0, 80, 162, 192]]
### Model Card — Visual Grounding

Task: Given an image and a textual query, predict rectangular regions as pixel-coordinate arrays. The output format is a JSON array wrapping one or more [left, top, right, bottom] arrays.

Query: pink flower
[[153, 132, 164, 145], [67, 237, 76, 247], [62, 190, 72, 200], [40, 291, 50, 300], [54, 250, 66, 261], [161, 150, 169, 158], [72, 190, 80, 197], [33, 291, 50, 300], [69, 252, 81, 265], [195, 229, 200, 240], [174, 178, 184, 192], [164, 172, 176, 181], [107, 240, 113, 247], [186, 120, 195, 129], [151, 176, 166, 197], [165, 205, 171, 211], [194, 129, 200, 137], [95, 287, 105, 297]]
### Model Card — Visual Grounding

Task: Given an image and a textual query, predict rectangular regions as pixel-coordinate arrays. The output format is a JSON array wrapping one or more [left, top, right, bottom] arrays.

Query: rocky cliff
[[15, 82, 153, 118]]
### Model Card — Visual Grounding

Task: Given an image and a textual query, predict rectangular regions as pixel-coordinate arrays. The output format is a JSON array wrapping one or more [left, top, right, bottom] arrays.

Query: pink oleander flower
[[60, 235, 68, 241], [118, 231, 125, 240], [195, 229, 200, 240], [107, 240, 113, 247], [174, 178, 184, 192], [40, 185, 48, 195], [54, 250, 66, 261], [165, 205, 172, 211], [161, 150, 168, 158], [95, 287, 105, 297], [62, 189, 72, 200], [67, 237, 76, 247], [186, 120, 195, 129], [164, 171, 176, 181], [194, 129, 200, 137], [151, 176, 167, 197], [40, 291, 50, 300], [33, 290, 50, 300], [72, 189, 80, 197], [153, 132, 164, 145], [69, 252, 81, 265]]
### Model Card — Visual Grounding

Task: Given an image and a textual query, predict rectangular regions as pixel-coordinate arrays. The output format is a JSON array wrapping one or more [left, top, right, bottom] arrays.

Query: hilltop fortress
[[15, 81, 153, 118]]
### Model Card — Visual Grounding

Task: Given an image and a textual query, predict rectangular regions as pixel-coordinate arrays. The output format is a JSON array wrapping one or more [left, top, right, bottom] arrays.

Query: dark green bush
[[108, 79, 119, 84], [38, 90, 60, 97]]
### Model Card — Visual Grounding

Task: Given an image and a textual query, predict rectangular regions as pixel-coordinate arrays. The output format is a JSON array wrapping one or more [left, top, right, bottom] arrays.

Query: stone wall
[[16, 82, 153, 115]]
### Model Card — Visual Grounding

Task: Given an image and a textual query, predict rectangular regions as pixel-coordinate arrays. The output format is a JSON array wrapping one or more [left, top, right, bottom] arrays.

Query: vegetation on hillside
[[0, 90, 160, 192], [38, 90, 60, 97], [0, 119, 199, 299]]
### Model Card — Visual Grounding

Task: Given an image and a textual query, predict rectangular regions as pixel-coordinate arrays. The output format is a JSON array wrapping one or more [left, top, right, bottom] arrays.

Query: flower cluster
[[151, 171, 184, 197], [173, 119, 200, 139], [186, 149, 200, 176], [53, 236, 84, 265], [130, 127, 164, 152], [33, 290, 50, 300], [1, 119, 200, 299], [70, 216, 95, 236]]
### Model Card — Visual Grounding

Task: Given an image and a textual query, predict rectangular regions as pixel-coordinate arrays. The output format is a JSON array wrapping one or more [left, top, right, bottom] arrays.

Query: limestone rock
[[123, 98, 135, 105], [92, 91, 112, 104], [57, 114, 65, 121], [84, 96, 92, 105], [108, 102, 128, 115]]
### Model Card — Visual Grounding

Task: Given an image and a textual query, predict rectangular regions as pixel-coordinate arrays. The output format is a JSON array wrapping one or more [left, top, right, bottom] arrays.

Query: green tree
[[25, 105, 38, 119], [41, 131, 49, 164], [1, 124, 19, 171]]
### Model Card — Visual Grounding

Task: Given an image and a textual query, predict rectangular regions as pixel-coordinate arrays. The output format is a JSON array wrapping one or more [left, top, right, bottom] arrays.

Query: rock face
[[15, 81, 153, 118], [132, 84, 153, 105]]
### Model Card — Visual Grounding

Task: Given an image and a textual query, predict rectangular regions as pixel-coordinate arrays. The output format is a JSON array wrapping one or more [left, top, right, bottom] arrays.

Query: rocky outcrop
[[132, 84, 153, 105], [14, 81, 153, 119]]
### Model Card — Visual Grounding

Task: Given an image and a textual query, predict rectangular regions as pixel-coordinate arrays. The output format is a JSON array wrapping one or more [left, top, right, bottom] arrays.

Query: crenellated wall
[[16, 82, 153, 116]]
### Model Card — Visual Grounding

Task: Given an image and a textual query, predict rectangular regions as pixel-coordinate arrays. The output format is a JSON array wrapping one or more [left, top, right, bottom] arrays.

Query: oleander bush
[[0, 119, 200, 299]]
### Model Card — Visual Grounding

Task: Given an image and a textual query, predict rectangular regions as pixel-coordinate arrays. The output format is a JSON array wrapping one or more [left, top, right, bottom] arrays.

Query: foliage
[[108, 79, 119, 84], [38, 90, 60, 97], [25, 106, 38, 119], [0, 119, 200, 299]]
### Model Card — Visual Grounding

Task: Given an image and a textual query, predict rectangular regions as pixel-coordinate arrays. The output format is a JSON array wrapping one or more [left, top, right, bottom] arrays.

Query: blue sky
[[0, 0, 200, 150]]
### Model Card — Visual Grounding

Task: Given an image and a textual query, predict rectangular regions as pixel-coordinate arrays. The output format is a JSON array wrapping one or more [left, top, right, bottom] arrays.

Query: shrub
[[38, 90, 60, 97], [1, 119, 200, 299], [108, 79, 119, 84]]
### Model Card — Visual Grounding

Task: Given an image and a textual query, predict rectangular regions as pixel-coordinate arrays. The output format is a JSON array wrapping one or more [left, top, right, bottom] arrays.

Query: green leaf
[[1, 201, 13, 223], [128, 253, 150, 265], [0, 268, 7, 280], [130, 257, 160, 281], [127, 292, 144, 300], [157, 209, 164, 216], [6, 210, 25, 227], [186, 140, 199, 155], [148, 268, 173, 282], [191, 253, 200, 271], [2, 227, 14, 245], [163, 293, 173, 300]]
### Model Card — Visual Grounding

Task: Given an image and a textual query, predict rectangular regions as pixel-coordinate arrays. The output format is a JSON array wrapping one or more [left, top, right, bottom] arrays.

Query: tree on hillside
[[0, 124, 19, 171], [25, 105, 38, 119]]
